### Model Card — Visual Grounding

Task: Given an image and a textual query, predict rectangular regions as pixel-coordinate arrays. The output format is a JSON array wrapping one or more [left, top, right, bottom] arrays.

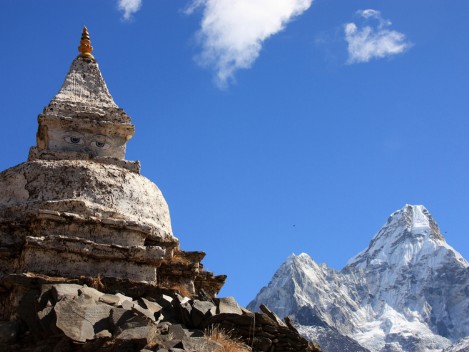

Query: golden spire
[[77, 26, 95, 60]]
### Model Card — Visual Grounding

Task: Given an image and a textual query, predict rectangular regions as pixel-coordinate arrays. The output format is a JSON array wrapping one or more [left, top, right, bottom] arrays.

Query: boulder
[[0, 321, 20, 343], [260, 304, 287, 327], [115, 325, 158, 345], [99, 294, 121, 305], [51, 284, 82, 302], [79, 286, 104, 302], [191, 300, 216, 328], [168, 324, 189, 340], [109, 307, 138, 330], [139, 297, 163, 315], [182, 336, 223, 352], [217, 296, 243, 315], [54, 295, 112, 342]]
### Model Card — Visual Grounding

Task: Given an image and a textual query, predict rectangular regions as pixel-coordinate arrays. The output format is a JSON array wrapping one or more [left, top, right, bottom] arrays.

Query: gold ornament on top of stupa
[[77, 26, 95, 60]]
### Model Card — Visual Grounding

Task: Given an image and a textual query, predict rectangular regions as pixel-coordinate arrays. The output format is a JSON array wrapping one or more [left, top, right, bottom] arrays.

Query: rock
[[138, 297, 163, 315], [191, 300, 216, 328], [217, 296, 243, 315], [95, 330, 112, 338], [158, 336, 184, 350], [115, 325, 158, 345], [168, 324, 190, 340], [0, 321, 20, 343], [99, 294, 121, 305], [173, 297, 193, 326], [182, 336, 223, 352], [55, 302, 95, 342], [79, 286, 104, 302], [253, 336, 273, 351], [51, 284, 82, 302], [186, 329, 205, 338], [54, 295, 113, 342], [114, 292, 133, 305], [17, 289, 43, 338], [155, 294, 173, 308], [37, 305, 57, 334], [260, 304, 287, 327], [132, 304, 157, 322], [109, 307, 138, 329]]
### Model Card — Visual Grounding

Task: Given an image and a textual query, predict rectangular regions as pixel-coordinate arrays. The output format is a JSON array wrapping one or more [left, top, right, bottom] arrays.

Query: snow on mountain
[[248, 205, 469, 352], [444, 337, 469, 352]]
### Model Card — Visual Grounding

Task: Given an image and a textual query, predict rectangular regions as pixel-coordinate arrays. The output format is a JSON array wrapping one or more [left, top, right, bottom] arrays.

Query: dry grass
[[168, 251, 193, 265], [89, 273, 105, 291], [206, 326, 252, 352], [160, 281, 194, 298]]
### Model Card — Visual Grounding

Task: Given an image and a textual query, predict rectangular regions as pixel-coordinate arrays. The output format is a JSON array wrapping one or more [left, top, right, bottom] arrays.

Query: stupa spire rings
[[78, 26, 95, 60]]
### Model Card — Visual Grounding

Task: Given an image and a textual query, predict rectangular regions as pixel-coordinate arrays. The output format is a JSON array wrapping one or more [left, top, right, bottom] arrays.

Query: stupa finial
[[77, 26, 95, 60]]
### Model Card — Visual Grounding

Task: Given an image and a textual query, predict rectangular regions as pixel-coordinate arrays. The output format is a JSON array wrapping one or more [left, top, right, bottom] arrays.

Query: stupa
[[0, 27, 225, 316], [0, 28, 321, 352]]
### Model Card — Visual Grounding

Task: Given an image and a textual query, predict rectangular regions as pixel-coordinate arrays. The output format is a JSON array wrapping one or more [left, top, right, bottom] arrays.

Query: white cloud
[[344, 9, 410, 64], [118, 0, 142, 21], [186, 0, 313, 88]]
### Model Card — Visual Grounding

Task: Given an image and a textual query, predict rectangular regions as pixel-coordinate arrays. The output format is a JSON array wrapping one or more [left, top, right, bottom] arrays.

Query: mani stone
[[54, 295, 113, 342]]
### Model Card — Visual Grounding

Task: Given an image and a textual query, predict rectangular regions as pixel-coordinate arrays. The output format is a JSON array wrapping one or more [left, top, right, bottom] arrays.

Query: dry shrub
[[169, 251, 192, 265], [206, 326, 252, 352], [164, 281, 193, 298], [89, 273, 104, 291]]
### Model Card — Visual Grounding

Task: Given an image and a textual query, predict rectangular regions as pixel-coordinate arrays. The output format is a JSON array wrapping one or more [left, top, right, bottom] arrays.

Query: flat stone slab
[[182, 337, 223, 352], [260, 304, 287, 327], [138, 297, 163, 315], [79, 286, 104, 302], [54, 295, 112, 342], [217, 296, 243, 315], [191, 300, 216, 327], [99, 294, 121, 305], [51, 284, 82, 301], [115, 325, 158, 345]]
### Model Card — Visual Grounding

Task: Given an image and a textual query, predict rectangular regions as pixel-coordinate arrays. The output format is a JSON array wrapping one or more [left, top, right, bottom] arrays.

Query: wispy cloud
[[118, 0, 142, 21], [186, 0, 313, 88], [344, 9, 411, 64]]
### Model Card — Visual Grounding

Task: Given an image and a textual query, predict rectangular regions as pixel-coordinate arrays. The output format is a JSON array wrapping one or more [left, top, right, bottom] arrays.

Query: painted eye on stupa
[[64, 132, 85, 145], [91, 135, 111, 150]]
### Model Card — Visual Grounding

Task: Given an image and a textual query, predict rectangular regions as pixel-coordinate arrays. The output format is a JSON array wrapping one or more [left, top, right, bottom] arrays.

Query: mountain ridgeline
[[248, 205, 469, 352]]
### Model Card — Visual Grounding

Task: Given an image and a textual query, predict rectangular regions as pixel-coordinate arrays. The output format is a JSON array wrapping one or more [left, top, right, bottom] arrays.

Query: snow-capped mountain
[[248, 205, 469, 352]]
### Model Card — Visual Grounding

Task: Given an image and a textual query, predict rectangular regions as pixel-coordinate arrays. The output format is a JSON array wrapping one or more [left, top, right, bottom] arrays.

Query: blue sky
[[1, 1, 468, 306]]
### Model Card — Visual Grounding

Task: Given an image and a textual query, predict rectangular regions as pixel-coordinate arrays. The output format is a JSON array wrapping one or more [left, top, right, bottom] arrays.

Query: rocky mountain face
[[248, 205, 469, 352]]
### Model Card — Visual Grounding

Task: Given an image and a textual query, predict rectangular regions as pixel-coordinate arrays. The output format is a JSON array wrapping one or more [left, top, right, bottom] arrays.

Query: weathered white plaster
[[0, 160, 175, 243], [52, 58, 117, 109], [46, 126, 127, 159]]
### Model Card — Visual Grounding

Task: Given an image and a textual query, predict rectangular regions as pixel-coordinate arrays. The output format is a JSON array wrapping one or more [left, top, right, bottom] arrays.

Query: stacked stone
[[0, 276, 320, 352]]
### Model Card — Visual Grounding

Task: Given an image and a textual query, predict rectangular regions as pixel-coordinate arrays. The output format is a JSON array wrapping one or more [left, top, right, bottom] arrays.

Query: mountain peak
[[249, 205, 469, 352], [346, 204, 448, 269], [389, 204, 442, 238]]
